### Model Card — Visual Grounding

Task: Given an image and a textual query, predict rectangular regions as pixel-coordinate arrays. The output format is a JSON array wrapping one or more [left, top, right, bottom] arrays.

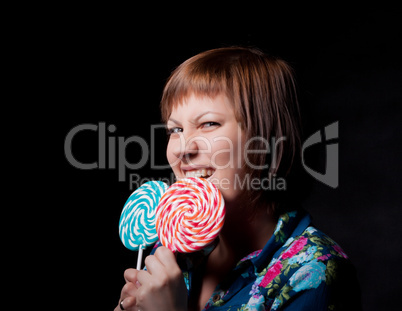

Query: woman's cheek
[[210, 140, 234, 169], [218, 182, 242, 203]]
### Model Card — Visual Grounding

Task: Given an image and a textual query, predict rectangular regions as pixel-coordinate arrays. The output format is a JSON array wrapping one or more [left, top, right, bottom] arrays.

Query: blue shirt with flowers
[[151, 210, 361, 310]]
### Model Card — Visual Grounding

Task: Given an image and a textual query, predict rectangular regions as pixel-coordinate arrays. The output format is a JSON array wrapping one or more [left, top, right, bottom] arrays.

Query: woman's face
[[166, 93, 246, 202]]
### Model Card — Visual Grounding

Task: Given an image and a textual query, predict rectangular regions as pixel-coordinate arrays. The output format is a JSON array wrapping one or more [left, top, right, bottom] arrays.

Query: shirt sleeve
[[275, 258, 362, 311]]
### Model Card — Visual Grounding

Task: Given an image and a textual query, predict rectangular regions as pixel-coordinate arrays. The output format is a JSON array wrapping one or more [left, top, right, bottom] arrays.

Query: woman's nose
[[171, 134, 210, 162], [173, 134, 199, 162]]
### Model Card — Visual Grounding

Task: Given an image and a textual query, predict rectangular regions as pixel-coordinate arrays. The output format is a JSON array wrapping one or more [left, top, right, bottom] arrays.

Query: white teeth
[[185, 169, 215, 178]]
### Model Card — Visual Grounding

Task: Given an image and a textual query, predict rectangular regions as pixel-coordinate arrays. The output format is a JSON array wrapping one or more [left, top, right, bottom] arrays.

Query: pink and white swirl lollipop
[[156, 177, 225, 253]]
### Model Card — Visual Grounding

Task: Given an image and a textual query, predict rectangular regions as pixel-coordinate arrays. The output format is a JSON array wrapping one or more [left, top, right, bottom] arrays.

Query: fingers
[[118, 270, 141, 310], [117, 247, 187, 310], [121, 281, 137, 298], [153, 246, 182, 281], [144, 246, 178, 275], [143, 254, 164, 276], [124, 269, 142, 289], [137, 246, 182, 291], [154, 246, 177, 268], [124, 268, 139, 283], [119, 296, 136, 310]]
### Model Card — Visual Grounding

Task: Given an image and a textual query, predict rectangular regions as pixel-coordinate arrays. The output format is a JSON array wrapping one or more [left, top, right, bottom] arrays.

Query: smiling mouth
[[184, 168, 215, 179]]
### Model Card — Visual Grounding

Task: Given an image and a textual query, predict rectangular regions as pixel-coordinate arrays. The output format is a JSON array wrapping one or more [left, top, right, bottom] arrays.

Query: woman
[[116, 47, 361, 310]]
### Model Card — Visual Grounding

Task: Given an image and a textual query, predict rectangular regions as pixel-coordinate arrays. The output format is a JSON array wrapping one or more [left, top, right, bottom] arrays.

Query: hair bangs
[[161, 52, 236, 123]]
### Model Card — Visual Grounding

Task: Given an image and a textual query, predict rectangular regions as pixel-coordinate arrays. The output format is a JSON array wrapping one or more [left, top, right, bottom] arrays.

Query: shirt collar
[[250, 209, 311, 271]]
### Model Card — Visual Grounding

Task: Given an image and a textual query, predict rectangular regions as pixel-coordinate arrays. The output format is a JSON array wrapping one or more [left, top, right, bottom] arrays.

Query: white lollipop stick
[[136, 244, 144, 270]]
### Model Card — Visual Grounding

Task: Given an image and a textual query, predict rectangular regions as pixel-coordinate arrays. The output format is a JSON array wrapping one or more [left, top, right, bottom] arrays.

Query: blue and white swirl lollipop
[[119, 181, 168, 269]]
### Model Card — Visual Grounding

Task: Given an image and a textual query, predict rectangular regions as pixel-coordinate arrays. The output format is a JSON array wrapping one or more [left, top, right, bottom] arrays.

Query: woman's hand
[[114, 268, 141, 311], [115, 246, 188, 311]]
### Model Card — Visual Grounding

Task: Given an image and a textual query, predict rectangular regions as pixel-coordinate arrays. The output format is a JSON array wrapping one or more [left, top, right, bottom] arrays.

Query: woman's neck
[[217, 199, 278, 265]]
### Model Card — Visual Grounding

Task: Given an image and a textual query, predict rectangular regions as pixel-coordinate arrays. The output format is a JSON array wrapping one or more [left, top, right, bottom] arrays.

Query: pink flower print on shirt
[[281, 236, 308, 260], [259, 261, 283, 287], [333, 244, 348, 259], [317, 254, 331, 261]]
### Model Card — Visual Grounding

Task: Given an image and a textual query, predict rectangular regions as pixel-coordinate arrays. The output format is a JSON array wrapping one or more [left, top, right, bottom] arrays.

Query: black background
[[49, 4, 401, 310]]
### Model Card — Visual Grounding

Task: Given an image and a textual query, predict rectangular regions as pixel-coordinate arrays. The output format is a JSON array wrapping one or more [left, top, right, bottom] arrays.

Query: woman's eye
[[201, 122, 220, 129], [167, 127, 183, 135]]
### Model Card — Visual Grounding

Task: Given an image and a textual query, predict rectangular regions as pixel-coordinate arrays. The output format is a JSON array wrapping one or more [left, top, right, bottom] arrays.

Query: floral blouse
[[151, 210, 361, 310]]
